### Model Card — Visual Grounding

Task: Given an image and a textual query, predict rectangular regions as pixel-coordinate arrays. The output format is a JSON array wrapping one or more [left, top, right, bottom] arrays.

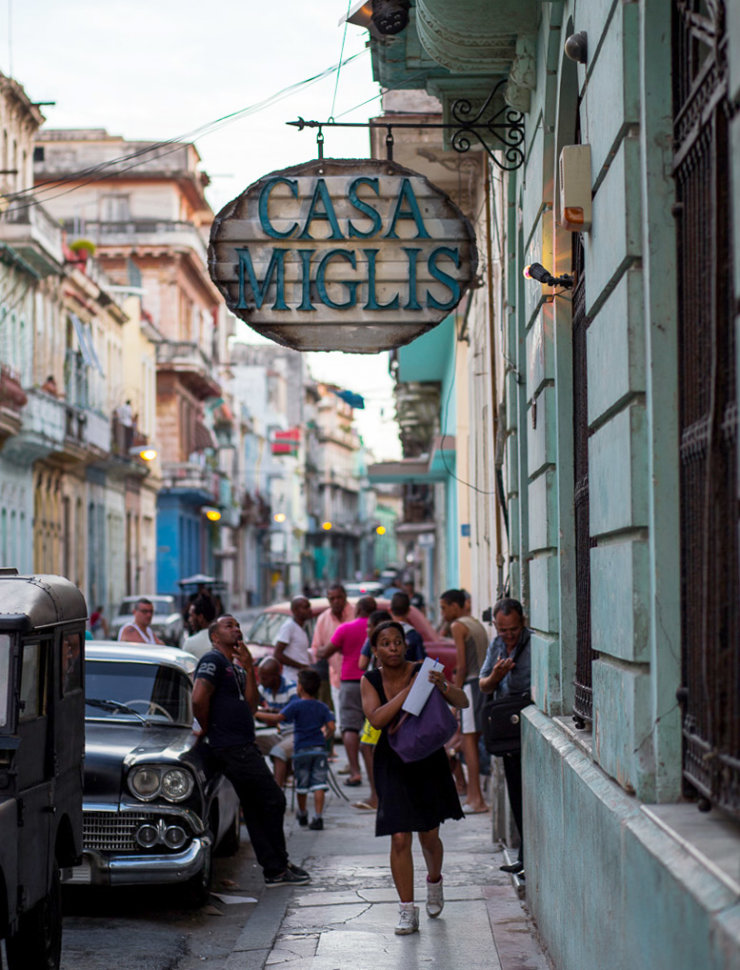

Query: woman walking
[[361, 620, 468, 935]]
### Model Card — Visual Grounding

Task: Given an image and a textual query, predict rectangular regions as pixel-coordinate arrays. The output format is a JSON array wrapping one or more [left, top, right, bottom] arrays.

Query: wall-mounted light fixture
[[130, 445, 158, 462], [523, 263, 574, 289], [375, 525, 387, 536], [559, 144, 592, 232], [322, 521, 333, 531], [564, 31, 588, 65], [343, 0, 409, 37], [203, 507, 222, 522], [273, 512, 287, 523]]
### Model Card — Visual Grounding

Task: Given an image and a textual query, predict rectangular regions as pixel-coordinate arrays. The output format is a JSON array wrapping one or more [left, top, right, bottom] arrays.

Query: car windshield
[[118, 597, 175, 616], [246, 611, 288, 644], [85, 659, 193, 724]]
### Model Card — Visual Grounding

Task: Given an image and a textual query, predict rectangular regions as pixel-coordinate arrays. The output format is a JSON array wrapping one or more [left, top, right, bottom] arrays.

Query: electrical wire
[[2, 48, 369, 215], [329, 1, 353, 122], [438, 320, 497, 496], [334, 70, 431, 119]]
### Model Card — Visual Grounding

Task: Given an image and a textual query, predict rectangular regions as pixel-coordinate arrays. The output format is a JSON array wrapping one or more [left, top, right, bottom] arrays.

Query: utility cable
[[2, 48, 369, 214], [329, 1, 353, 122], [439, 320, 497, 496]]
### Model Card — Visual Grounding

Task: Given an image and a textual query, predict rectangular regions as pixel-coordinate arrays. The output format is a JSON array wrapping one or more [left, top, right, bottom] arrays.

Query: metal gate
[[572, 229, 596, 725], [673, 0, 739, 818]]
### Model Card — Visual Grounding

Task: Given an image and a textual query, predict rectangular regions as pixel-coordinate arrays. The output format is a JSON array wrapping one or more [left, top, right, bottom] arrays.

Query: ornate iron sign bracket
[[288, 79, 525, 171]]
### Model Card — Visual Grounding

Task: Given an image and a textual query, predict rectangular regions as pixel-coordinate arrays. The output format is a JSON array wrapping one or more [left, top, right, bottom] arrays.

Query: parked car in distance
[[244, 597, 458, 678], [110, 595, 184, 646], [342, 581, 384, 598], [66, 642, 241, 906]]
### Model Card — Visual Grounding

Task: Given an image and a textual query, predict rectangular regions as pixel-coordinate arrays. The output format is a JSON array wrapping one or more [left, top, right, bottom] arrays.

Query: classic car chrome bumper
[[65, 835, 211, 886]]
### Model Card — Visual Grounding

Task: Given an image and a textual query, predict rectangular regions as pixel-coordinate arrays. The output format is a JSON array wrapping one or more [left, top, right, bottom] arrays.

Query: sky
[[4, 0, 402, 459]]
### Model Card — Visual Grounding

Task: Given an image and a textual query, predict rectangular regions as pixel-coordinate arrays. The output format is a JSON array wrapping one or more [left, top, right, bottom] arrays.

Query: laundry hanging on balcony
[[70, 313, 104, 375]]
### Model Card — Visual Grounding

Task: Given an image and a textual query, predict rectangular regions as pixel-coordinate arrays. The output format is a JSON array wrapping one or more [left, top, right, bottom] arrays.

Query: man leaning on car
[[191, 614, 311, 887], [118, 598, 163, 644]]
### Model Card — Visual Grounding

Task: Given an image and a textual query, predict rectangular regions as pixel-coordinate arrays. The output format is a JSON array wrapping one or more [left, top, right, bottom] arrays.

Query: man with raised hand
[[192, 614, 310, 887]]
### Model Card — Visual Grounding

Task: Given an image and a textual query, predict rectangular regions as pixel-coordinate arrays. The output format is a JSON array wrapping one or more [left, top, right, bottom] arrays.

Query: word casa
[[236, 175, 463, 313]]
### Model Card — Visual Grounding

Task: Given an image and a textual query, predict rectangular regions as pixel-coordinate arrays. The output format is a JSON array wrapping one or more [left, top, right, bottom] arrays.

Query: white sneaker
[[395, 904, 419, 935], [426, 876, 444, 917]]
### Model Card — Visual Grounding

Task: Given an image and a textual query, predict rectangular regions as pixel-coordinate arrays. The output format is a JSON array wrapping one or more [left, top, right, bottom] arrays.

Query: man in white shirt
[[274, 596, 312, 683], [181, 595, 217, 659], [118, 598, 163, 644]]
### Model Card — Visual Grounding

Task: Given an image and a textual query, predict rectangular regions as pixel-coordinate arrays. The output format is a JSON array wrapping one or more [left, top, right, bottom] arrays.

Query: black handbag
[[483, 638, 531, 756], [483, 690, 531, 755]]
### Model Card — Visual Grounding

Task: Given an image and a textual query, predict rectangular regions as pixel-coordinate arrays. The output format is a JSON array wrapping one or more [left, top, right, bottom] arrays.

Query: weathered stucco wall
[[524, 710, 740, 970]]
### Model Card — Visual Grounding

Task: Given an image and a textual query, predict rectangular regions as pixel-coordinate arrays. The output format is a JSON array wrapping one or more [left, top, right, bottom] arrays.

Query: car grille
[[84, 812, 151, 851], [83, 811, 192, 852]]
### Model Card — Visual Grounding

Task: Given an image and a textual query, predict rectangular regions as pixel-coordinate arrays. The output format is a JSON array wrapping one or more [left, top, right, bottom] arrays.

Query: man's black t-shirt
[[195, 648, 255, 748]]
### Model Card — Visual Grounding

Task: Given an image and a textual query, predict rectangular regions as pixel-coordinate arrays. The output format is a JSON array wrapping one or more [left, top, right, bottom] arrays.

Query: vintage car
[[110, 595, 184, 646], [244, 597, 458, 677], [67, 642, 241, 905]]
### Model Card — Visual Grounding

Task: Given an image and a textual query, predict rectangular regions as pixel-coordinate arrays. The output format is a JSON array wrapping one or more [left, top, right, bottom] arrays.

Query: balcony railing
[[66, 219, 208, 264], [82, 408, 111, 453], [156, 340, 220, 398], [161, 461, 219, 497], [24, 389, 66, 446], [156, 339, 212, 371], [0, 203, 65, 272]]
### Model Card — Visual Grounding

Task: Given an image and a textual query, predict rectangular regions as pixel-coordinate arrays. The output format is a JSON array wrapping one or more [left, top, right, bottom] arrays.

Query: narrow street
[[60, 760, 549, 970]]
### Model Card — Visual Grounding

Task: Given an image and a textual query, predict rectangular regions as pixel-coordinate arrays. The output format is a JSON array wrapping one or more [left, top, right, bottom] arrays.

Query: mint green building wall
[[366, 3, 739, 967], [508, 2, 737, 969]]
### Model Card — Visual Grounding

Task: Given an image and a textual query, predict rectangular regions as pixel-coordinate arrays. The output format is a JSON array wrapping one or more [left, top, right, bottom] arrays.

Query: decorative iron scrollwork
[[449, 80, 525, 171], [287, 79, 527, 171]]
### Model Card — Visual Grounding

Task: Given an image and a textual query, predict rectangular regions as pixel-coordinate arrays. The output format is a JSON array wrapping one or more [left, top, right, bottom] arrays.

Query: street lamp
[[322, 521, 333, 531], [129, 445, 158, 461], [273, 512, 287, 523], [376, 525, 387, 535], [203, 507, 222, 522]]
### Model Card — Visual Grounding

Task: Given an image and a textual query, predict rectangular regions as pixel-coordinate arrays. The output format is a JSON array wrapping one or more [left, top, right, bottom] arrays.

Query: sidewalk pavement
[[224, 765, 552, 970]]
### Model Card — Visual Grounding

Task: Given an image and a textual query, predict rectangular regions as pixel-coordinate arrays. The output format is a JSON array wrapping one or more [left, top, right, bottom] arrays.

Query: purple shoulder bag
[[387, 684, 458, 763]]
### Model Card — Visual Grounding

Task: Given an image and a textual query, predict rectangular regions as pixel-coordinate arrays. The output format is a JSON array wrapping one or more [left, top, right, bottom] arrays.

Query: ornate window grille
[[673, 0, 739, 818]]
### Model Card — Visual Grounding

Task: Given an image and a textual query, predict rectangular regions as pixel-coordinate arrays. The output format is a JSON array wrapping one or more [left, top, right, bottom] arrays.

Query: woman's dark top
[[364, 665, 464, 837]]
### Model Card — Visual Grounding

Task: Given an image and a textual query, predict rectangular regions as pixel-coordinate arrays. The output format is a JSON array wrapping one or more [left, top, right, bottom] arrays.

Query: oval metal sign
[[208, 158, 478, 353]]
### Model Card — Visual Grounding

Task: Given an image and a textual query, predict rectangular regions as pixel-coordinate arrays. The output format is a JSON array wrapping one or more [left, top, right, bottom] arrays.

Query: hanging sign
[[208, 158, 477, 353]]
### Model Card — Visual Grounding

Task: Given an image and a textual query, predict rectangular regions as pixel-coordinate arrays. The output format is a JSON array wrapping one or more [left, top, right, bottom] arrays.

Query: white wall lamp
[[559, 144, 592, 232]]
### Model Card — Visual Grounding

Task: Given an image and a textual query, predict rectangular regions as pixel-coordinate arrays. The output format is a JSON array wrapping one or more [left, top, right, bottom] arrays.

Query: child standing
[[256, 667, 334, 830]]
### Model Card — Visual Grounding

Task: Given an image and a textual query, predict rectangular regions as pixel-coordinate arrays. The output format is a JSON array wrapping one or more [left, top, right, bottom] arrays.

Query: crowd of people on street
[[111, 578, 532, 933]]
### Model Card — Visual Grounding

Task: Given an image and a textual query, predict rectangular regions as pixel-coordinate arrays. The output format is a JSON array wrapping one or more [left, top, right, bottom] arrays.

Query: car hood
[[83, 720, 200, 802]]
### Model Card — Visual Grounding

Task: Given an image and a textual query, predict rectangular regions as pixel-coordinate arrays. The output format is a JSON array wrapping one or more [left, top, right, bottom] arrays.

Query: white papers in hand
[[402, 656, 445, 715]]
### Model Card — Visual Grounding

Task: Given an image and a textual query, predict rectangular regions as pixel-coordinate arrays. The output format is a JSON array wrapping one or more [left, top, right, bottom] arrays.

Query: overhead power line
[[3, 48, 369, 216]]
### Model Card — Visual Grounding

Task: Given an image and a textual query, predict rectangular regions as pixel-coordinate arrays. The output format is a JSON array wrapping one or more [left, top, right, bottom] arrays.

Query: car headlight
[[129, 766, 161, 800], [128, 766, 195, 803], [161, 768, 194, 802]]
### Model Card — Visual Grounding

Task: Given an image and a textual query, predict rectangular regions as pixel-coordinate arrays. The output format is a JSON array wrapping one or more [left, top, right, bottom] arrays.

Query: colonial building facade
[[33, 129, 232, 596], [356, 3, 739, 968], [0, 74, 158, 608]]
